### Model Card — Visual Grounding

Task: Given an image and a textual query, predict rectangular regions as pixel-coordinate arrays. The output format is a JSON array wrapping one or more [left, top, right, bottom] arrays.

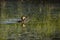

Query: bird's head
[[21, 16, 27, 21]]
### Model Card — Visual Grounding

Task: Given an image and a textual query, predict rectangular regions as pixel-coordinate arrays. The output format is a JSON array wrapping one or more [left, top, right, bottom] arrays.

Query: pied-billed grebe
[[17, 16, 27, 23]]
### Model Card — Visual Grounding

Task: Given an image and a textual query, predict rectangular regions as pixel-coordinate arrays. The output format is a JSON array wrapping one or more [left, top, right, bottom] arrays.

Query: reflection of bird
[[0, 16, 29, 24]]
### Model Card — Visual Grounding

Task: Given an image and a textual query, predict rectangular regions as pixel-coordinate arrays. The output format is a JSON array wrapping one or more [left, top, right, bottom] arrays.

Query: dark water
[[0, 1, 60, 40]]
